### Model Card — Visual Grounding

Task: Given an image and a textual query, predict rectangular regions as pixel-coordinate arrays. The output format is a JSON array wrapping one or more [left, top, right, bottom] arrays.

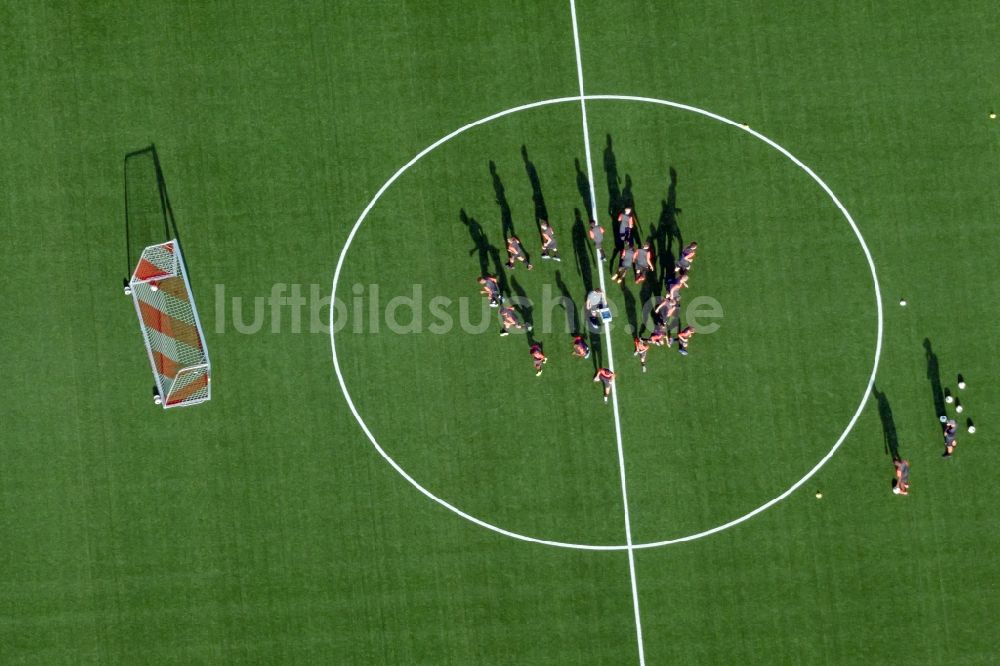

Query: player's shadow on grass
[[157, 158, 181, 244], [923, 338, 946, 421], [571, 208, 595, 294], [510, 276, 536, 345], [588, 330, 603, 372], [873, 386, 901, 461], [603, 137, 642, 263], [554, 270, 579, 335], [459, 209, 509, 296], [653, 167, 682, 286], [459, 208, 493, 277], [622, 175, 636, 229], [603, 137, 627, 266], [574, 158, 593, 219], [638, 273, 658, 316], [603, 134, 622, 221], [490, 160, 516, 240], [521, 145, 548, 230], [619, 283, 639, 336]]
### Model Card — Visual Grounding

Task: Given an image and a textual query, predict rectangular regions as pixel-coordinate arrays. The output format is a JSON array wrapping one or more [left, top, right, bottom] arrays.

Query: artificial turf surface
[[1, 1, 998, 663]]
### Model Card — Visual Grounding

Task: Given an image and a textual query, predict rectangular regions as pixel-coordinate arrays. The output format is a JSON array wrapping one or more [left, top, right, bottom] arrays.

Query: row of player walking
[[475, 204, 700, 402]]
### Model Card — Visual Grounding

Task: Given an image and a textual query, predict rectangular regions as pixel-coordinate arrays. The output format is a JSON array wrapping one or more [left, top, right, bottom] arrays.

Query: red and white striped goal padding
[[129, 240, 211, 408]]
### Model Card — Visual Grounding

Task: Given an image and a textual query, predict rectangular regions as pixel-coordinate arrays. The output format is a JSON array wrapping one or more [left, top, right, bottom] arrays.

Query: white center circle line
[[329, 94, 884, 551]]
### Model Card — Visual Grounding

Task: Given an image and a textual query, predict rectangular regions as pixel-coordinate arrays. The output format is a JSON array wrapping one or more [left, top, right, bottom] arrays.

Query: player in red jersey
[[613, 246, 635, 284], [892, 458, 910, 495], [942, 419, 958, 458], [593, 367, 616, 403], [666, 272, 689, 300], [572, 335, 591, 359], [530, 343, 548, 376], [670, 326, 694, 355], [506, 235, 533, 270], [634, 242, 655, 284], [499, 305, 530, 336], [617, 206, 636, 246], [589, 219, 606, 262], [653, 295, 680, 336], [477, 275, 502, 307], [648, 324, 668, 347], [539, 221, 561, 262], [633, 337, 650, 373], [652, 295, 676, 325], [675, 241, 698, 273]]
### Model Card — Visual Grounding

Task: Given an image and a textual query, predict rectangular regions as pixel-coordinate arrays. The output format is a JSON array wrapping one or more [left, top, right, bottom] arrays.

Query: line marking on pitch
[[568, 1, 645, 663], [328, 96, 883, 551]]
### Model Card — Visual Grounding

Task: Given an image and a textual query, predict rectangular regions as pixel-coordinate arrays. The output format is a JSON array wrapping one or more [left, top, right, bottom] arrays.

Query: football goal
[[122, 145, 210, 408], [127, 240, 211, 408]]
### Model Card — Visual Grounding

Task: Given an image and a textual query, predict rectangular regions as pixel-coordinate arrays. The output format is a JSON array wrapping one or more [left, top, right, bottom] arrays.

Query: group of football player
[[474, 202, 701, 402], [475, 221, 563, 376], [601, 206, 700, 374]]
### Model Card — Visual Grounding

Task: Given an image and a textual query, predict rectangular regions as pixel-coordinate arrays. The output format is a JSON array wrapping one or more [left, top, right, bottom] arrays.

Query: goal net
[[128, 239, 211, 408]]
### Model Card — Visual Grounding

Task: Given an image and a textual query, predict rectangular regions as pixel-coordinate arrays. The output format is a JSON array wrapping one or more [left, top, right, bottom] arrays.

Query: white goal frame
[[128, 239, 211, 408]]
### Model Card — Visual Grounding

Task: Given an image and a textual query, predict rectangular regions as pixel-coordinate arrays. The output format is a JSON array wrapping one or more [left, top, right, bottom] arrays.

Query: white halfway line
[[568, 1, 646, 664]]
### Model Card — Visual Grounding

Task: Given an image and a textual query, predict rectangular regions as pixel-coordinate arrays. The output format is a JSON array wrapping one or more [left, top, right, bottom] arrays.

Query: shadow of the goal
[[123, 144, 183, 275]]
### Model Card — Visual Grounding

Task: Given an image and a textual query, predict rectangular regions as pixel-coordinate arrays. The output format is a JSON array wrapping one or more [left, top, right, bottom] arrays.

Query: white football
[[968, 425, 977, 434]]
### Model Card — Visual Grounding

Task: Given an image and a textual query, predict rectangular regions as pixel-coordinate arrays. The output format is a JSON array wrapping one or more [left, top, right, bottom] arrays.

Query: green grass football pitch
[[2, 1, 999, 663]]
